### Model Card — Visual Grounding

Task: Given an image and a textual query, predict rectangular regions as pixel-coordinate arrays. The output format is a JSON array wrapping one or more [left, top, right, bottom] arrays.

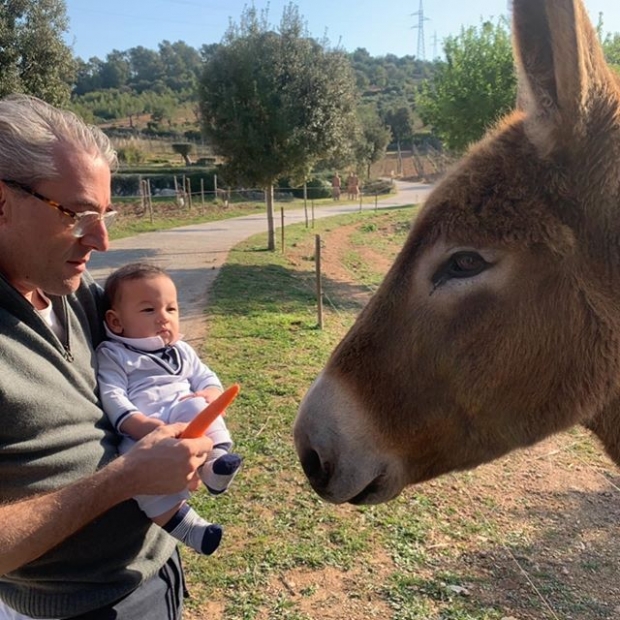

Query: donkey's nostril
[[300, 448, 332, 491]]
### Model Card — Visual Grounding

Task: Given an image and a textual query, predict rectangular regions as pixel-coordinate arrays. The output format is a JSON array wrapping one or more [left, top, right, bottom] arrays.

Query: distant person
[[97, 262, 243, 557], [331, 172, 341, 200], [347, 172, 360, 200], [352, 172, 360, 200]]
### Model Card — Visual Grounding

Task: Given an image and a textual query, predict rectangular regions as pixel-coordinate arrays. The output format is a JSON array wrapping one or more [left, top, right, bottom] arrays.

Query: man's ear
[[105, 309, 124, 335]]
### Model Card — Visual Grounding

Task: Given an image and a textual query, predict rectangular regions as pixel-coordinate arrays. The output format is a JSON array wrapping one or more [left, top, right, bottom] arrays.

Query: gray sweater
[[0, 271, 176, 618]]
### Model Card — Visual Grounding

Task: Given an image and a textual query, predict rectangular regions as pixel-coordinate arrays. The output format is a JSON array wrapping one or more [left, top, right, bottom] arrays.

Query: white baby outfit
[[96, 329, 233, 517]]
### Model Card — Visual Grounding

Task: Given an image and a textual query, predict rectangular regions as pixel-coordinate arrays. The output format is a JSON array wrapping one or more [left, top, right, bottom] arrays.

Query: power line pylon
[[411, 0, 430, 60]]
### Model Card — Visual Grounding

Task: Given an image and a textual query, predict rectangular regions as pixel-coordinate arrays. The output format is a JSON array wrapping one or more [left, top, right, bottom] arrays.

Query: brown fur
[[294, 0, 620, 505]]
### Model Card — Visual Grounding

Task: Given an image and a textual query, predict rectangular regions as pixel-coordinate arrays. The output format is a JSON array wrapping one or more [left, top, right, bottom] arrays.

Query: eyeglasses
[[2, 179, 117, 238]]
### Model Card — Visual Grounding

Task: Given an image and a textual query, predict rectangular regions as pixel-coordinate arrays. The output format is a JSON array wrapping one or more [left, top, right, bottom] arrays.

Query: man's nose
[[80, 221, 109, 252]]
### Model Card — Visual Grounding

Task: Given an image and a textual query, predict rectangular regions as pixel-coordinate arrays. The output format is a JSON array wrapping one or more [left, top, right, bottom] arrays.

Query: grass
[[177, 206, 515, 619]]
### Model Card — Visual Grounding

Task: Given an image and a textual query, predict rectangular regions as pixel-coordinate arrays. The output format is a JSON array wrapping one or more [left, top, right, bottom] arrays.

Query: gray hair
[[0, 94, 117, 184]]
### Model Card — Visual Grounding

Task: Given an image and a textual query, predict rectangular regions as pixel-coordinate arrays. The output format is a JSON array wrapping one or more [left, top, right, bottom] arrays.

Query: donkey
[[294, 0, 620, 506]]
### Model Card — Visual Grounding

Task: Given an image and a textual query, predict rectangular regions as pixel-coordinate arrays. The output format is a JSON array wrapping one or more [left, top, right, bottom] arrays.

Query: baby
[[96, 262, 242, 556]]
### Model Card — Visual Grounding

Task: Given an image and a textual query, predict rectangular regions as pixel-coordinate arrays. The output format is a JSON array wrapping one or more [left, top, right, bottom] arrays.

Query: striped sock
[[200, 449, 243, 495], [162, 503, 222, 555]]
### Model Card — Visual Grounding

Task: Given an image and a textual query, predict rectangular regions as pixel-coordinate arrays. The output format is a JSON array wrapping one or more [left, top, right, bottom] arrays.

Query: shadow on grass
[[208, 261, 371, 318]]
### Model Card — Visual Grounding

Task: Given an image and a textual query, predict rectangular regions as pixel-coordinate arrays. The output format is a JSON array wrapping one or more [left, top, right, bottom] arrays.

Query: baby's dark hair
[[103, 262, 170, 310]]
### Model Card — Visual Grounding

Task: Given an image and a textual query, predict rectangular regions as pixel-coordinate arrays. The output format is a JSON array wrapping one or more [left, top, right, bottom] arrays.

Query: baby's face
[[106, 274, 180, 345]]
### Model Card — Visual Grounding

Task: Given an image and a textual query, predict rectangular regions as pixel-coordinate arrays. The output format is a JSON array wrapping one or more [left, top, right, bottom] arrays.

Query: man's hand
[[119, 423, 213, 497]]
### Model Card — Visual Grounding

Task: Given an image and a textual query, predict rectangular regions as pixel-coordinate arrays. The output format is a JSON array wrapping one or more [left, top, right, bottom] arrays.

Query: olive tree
[[198, 4, 358, 250], [172, 143, 194, 166], [0, 0, 76, 105]]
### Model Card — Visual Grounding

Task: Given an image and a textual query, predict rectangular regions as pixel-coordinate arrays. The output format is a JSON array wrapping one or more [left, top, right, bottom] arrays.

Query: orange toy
[[180, 384, 240, 439]]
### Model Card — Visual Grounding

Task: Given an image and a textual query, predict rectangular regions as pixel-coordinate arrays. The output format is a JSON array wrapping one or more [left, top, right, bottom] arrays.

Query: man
[[0, 94, 213, 619]]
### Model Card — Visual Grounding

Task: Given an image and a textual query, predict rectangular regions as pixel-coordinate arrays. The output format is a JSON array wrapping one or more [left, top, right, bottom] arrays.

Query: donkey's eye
[[431, 251, 489, 289], [446, 252, 488, 278]]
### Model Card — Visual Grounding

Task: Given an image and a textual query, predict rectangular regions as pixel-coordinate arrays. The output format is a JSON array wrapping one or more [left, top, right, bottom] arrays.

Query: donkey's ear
[[512, 0, 612, 153]]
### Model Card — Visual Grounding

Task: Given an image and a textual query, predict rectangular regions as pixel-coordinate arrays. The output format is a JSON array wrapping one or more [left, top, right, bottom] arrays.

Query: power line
[[411, 0, 430, 60]]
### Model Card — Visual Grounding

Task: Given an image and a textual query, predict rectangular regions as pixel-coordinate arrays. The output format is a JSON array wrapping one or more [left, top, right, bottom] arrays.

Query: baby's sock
[[200, 447, 243, 495], [162, 503, 222, 556]]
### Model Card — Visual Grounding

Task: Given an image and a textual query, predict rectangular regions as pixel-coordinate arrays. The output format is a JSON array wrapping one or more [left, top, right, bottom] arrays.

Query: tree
[[99, 50, 130, 90], [602, 33, 620, 72], [172, 143, 193, 166], [73, 57, 104, 95], [384, 103, 416, 174], [128, 46, 164, 93], [158, 40, 202, 92], [199, 3, 358, 250], [0, 0, 76, 105], [354, 105, 392, 178], [416, 18, 516, 153], [595, 13, 620, 74]]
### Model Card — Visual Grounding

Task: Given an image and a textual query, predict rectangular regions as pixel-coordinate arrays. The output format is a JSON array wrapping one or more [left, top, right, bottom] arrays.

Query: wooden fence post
[[185, 178, 192, 209], [303, 181, 308, 217], [139, 175, 145, 212], [146, 179, 153, 223], [315, 234, 323, 329], [281, 207, 285, 254]]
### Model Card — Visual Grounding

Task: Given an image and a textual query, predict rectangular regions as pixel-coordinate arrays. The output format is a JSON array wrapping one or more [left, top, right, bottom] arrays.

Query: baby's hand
[[194, 387, 224, 403], [120, 412, 165, 440]]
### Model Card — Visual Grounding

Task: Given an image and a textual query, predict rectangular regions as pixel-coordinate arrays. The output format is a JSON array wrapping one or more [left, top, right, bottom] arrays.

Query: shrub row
[[113, 171, 333, 200]]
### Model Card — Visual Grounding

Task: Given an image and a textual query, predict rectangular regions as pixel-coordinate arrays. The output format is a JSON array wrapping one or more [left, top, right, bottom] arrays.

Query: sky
[[63, 0, 620, 61]]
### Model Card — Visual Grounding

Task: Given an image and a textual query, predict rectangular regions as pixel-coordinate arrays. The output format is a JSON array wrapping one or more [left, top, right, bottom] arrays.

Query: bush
[[194, 157, 217, 166], [362, 178, 393, 195], [117, 146, 146, 166], [184, 129, 202, 141], [278, 176, 331, 200]]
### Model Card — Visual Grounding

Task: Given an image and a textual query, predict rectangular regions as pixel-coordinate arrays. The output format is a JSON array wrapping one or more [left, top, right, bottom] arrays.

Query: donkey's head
[[294, 0, 620, 505]]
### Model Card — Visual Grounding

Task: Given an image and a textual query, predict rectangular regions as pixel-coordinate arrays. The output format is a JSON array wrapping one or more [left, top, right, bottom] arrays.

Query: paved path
[[88, 180, 434, 345]]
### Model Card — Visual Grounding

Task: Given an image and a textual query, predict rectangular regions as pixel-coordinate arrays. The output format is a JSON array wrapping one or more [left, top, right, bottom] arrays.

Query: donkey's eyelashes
[[431, 251, 490, 289]]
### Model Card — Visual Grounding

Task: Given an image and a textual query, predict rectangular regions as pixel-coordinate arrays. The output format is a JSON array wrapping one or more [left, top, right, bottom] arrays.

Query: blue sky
[[64, 0, 619, 61]]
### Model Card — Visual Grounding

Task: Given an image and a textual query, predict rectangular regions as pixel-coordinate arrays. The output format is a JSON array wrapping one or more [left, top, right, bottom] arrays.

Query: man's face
[[0, 143, 112, 301], [105, 275, 181, 346]]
